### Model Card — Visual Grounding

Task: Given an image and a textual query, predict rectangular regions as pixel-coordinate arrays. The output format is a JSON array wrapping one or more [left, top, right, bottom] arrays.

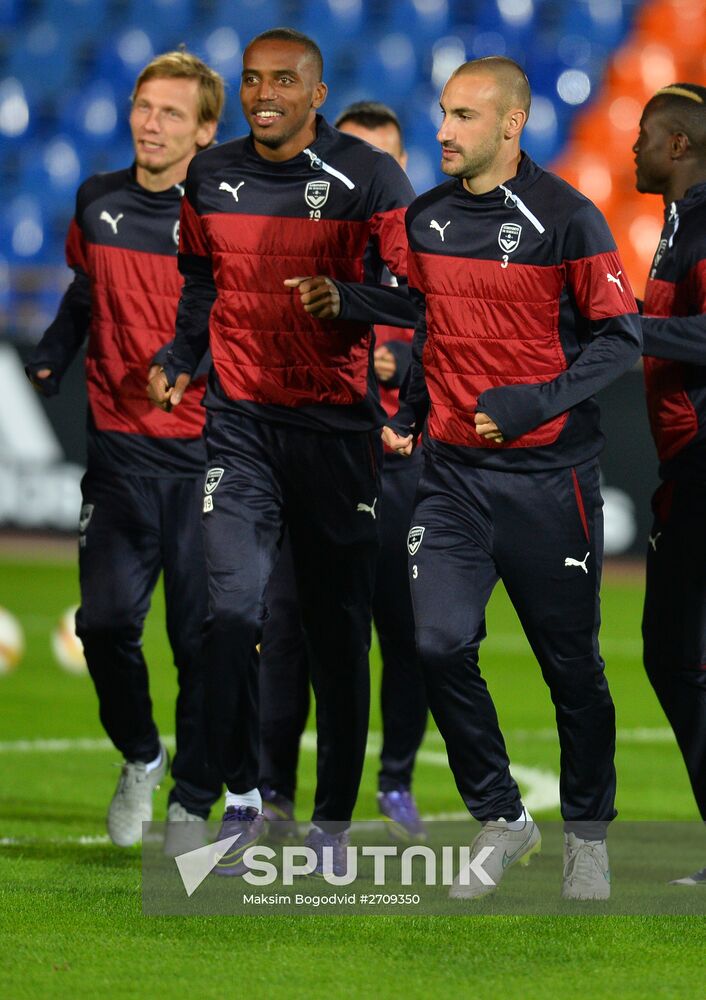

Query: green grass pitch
[[0, 551, 703, 999]]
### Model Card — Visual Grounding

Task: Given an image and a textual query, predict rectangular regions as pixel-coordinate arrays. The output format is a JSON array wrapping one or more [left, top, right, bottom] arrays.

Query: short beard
[[441, 130, 503, 180], [252, 128, 286, 150], [635, 168, 666, 197], [135, 155, 167, 176], [250, 114, 306, 151]]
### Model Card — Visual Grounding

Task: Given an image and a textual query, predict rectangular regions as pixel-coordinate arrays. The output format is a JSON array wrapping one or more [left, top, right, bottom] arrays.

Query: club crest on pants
[[407, 525, 425, 555], [79, 504, 94, 533], [204, 468, 224, 495]]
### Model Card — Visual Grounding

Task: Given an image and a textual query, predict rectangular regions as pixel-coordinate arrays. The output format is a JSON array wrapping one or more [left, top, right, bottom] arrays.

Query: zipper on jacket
[[498, 184, 545, 234], [302, 147, 355, 190]]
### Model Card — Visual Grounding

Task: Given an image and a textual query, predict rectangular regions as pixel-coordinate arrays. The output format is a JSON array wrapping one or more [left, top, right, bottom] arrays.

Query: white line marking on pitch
[[0, 835, 111, 846], [0, 726, 677, 821], [299, 733, 559, 812], [0, 727, 673, 756]]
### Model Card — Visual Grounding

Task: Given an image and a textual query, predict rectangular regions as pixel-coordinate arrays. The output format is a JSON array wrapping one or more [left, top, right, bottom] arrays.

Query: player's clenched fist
[[285, 276, 341, 318], [146, 364, 191, 412]]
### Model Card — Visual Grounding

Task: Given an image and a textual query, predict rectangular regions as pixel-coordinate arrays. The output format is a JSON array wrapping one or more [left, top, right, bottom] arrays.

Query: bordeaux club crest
[[305, 180, 330, 210], [407, 526, 425, 555], [497, 222, 522, 254], [204, 468, 224, 495]]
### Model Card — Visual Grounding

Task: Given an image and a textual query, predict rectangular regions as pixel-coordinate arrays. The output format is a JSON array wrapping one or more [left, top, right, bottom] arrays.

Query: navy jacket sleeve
[[25, 218, 91, 396], [336, 280, 418, 328], [166, 178, 216, 385], [478, 202, 642, 440], [641, 314, 706, 364]]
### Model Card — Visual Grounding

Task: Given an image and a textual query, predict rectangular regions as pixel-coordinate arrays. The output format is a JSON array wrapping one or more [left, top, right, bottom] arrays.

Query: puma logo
[[99, 211, 124, 234], [219, 181, 245, 202], [607, 270, 624, 292], [648, 532, 662, 552], [564, 552, 590, 574], [430, 219, 451, 241], [356, 498, 377, 519]]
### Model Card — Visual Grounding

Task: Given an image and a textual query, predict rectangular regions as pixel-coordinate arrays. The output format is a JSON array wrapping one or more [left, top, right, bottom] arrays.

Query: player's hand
[[374, 346, 396, 382], [475, 411, 504, 443], [382, 425, 414, 456], [284, 276, 341, 318], [147, 365, 172, 411], [28, 368, 52, 391], [146, 365, 191, 411]]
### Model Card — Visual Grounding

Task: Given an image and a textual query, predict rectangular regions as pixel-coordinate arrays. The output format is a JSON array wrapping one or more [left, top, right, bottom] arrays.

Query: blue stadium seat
[[207, 0, 284, 43], [0, 76, 33, 142], [56, 80, 128, 149], [298, 0, 368, 62], [7, 19, 77, 101], [92, 28, 156, 96], [0, 0, 22, 28], [382, 0, 452, 39], [38, 0, 112, 43], [558, 0, 631, 53], [426, 34, 466, 95], [122, 0, 194, 38], [465, 0, 537, 64], [522, 92, 561, 164], [19, 137, 82, 206], [192, 24, 243, 88], [355, 33, 418, 102], [0, 194, 50, 262]]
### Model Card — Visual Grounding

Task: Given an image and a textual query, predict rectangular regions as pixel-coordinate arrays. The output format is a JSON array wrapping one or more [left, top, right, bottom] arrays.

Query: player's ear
[[312, 80, 328, 110], [670, 131, 690, 159], [196, 119, 218, 150], [504, 108, 527, 140]]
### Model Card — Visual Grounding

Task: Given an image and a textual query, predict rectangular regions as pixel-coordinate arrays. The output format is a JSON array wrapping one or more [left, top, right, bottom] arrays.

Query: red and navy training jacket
[[27, 167, 207, 476], [393, 153, 642, 471], [168, 116, 415, 433], [641, 181, 706, 483]]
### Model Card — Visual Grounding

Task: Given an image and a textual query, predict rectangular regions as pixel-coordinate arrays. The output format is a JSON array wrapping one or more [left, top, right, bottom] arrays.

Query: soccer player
[[26, 52, 225, 849], [150, 29, 414, 874], [384, 56, 642, 899], [634, 83, 706, 885], [257, 101, 428, 842]]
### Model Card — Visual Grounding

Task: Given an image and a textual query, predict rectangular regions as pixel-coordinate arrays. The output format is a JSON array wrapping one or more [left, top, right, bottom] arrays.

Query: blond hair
[[132, 50, 225, 127]]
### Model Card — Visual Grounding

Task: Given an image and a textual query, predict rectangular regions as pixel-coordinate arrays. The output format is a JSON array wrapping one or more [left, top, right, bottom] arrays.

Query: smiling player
[[149, 28, 415, 876], [26, 51, 225, 850]]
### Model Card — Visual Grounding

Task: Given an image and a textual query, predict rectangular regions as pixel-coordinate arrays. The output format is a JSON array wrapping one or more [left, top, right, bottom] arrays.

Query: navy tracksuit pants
[[258, 533, 310, 804], [258, 451, 428, 799], [202, 410, 380, 827], [410, 452, 616, 834], [374, 452, 428, 792], [75, 471, 221, 817], [642, 480, 706, 819]]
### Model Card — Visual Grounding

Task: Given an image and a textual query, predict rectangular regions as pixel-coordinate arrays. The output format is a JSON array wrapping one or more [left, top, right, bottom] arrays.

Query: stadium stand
[[2, 0, 704, 338]]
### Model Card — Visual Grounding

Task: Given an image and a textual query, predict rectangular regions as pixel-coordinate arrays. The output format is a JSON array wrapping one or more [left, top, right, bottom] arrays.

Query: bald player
[[634, 83, 706, 885], [384, 56, 641, 900]]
